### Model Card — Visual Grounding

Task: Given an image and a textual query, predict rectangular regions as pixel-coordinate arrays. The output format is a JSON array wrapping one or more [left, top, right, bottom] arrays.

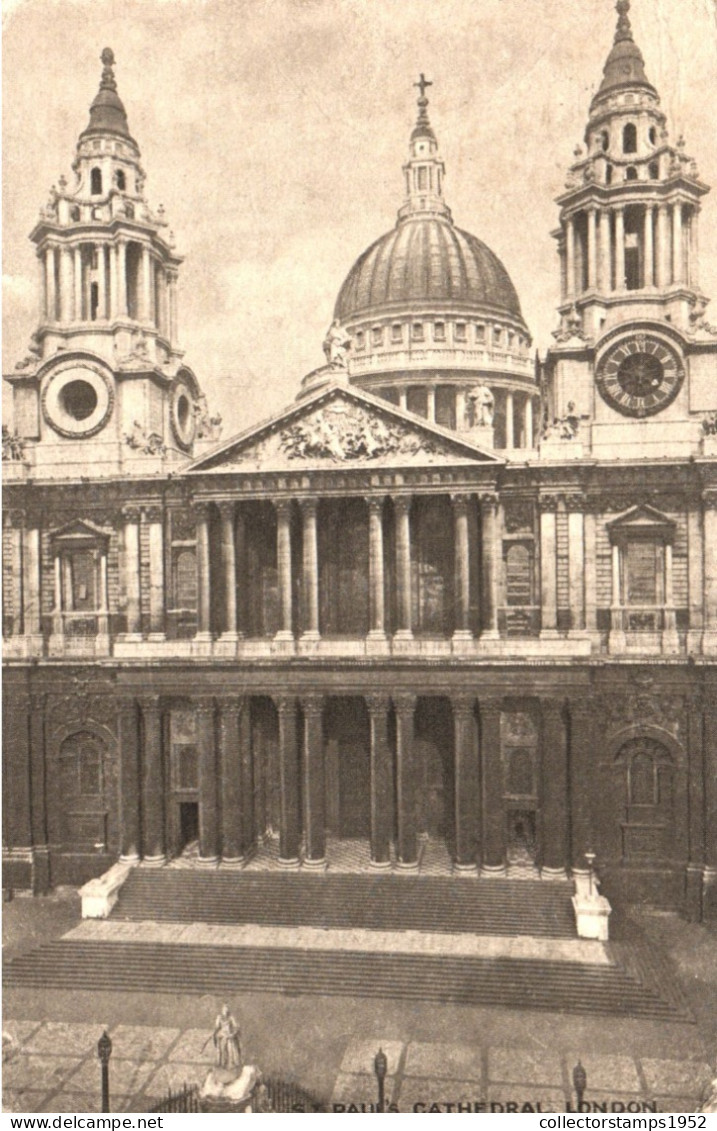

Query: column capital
[[217, 501, 235, 521], [450, 493, 472, 513], [275, 695, 297, 717], [194, 697, 216, 719], [541, 697, 567, 721], [137, 693, 162, 713], [538, 494, 560, 513], [299, 497, 319, 516], [274, 499, 293, 520], [703, 491, 717, 511], [392, 693, 416, 716], [365, 495, 386, 515], [365, 693, 391, 715], [392, 495, 412, 517], [189, 500, 211, 521], [479, 697, 503, 720], [562, 493, 584, 512], [452, 694, 476, 719], [29, 690, 46, 713], [8, 508, 26, 528], [299, 695, 324, 718], [143, 504, 165, 524], [215, 694, 244, 713], [478, 491, 498, 511], [122, 505, 141, 522]]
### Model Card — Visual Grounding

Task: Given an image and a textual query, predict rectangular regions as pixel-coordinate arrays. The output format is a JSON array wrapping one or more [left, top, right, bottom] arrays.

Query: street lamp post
[[573, 1060, 587, 1109], [98, 1030, 113, 1114], [374, 1048, 388, 1113]]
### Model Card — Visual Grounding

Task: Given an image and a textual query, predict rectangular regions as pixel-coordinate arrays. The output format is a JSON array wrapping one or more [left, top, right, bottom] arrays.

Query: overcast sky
[[3, 0, 717, 435]]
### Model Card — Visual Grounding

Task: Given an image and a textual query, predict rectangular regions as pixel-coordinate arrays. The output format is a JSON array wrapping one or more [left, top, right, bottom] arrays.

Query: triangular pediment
[[606, 504, 675, 534], [49, 519, 112, 544], [185, 384, 501, 474]]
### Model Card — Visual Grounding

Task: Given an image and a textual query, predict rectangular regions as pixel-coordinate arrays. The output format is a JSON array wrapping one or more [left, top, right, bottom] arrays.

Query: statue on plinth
[[465, 384, 494, 428], [322, 319, 351, 368]]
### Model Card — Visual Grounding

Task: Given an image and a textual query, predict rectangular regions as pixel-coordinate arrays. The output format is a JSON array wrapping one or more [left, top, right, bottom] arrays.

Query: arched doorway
[[616, 736, 676, 864]]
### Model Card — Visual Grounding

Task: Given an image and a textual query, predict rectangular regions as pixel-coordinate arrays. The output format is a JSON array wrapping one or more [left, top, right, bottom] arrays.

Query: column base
[[369, 857, 392, 871], [392, 630, 414, 653], [480, 863, 507, 878], [221, 856, 246, 869], [141, 854, 166, 868], [116, 633, 143, 644], [192, 632, 213, 657], [541, 866, 569, 881], [394, 858, 419, 872], [479, 629, 500, 642], [119, 853, 140, 864], [278, 856, 301, 870], [452, 630, 474, 652], [366, 630, 390, 654], [453, 861, 478, 876], [302, 856, 327, 871], [608, 629, 627, 654], [197, 855, 219, 867], [539, 628, 560, 641], [298, 631, 321, 653], [273, 631, 295, 654], [147, 632, 167, 644]]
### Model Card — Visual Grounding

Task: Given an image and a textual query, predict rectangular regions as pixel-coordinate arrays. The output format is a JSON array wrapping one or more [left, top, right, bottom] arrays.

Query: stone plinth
[[79, 860, 134, 918]]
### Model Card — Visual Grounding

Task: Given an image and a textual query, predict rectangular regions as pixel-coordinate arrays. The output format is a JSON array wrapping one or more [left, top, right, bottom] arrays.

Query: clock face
[[42, 361, 114, 438], [596, 335, 684, 418]]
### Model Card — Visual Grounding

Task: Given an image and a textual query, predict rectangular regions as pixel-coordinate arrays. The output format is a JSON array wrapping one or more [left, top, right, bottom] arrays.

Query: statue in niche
[[464, 384, 494, 428], [322, 319, 351, 368], [194, 394, 223, 441]]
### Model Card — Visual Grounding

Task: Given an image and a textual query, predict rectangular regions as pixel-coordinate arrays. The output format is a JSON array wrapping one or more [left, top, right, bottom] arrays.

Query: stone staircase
[[111, 871, 577, 937], [2, 871, 692, 1020]]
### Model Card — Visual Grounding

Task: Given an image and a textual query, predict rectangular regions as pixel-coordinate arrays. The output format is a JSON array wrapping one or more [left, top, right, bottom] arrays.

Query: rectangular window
[[173, 547, 197, 610], [493, 327, 502, 346], [355, 331, 364, 350], [507, 331, 514, 349], [371, 326, 383, 346], [625, 540, 661, 604], [391, 324, 403, 343], [476, 324, 485, 343], [454, 322, 466, 342], [412, 323, 424, 341], [433, 322, 445, 341], [417, 166, 428, 190]]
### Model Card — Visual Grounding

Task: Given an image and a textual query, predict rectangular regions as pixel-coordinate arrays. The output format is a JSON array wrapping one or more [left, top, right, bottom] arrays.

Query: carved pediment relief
[[187, 386, 498, 473]]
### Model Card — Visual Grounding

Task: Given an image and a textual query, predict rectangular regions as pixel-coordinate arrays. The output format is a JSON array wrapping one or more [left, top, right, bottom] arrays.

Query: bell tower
[[5, 49, 211, 478], [543, 0, 717, 461]]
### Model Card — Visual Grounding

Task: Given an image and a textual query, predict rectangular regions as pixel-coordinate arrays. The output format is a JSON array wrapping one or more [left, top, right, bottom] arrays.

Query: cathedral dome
[[334, 215, 524, 325]]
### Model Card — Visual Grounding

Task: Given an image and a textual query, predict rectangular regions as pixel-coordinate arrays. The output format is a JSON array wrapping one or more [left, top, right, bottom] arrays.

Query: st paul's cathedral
[[3, 0, 716, 927]]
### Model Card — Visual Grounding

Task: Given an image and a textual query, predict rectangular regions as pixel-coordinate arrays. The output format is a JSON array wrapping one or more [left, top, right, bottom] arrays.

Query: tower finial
[[100, 47, 117, 92], [412, 74, 434, 138], [614, 0, 632, 42]]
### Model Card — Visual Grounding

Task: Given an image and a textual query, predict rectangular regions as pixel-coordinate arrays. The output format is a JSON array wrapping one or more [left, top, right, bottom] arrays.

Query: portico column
[[52, 552, 62, 634], [73, 246, 83, 320], [97, 245, 107, 319], [567, 698, 594, 871], [541, 699, 569, 877], [300, 499, 320, 642], [539, 497, 558, 637], [453, 695, 478, 869], [45, 247, 57, 321], [524, 397, 534, 449], [168, 269, 178, 343], [452, 494, 472, 643], [218, 502, 238, 639], [398, 389, 408, 412], [479, 493, 499, 639], [599, 207, 611, 291], [644, 205, 655, 286], [234, 508, 246, 637], [614, 207, 625, 290], [276, 697, 300, 866], [139, 695, 165, 863], [109, 243, 118, 319], [122, 506, 141, 636], [59, 246, 73, 323], [145, 506, 166, 639], [704, 496, 717, 645], [275, 500, 294, 643], [367, 497, 387, 641], [393, 497, 413, 641], [663, 540, 679, 652], [566, 499, 585, 632], [704, 706, 717, 917], [672, 202, 683, 284], [394, 694, 417, 868], [141, 245, 152, 322], [504, 392, 514, 450], [37, 254, 47, 323], [584, 507, 598, 637], [218, 696, 244, 865], [480, 698, 505, 874], [689, 207, 700, 288], [565, 215, 575, 298], [367, 694, 393, 867], [194, 502, 212, 640], [22, 520, 41, 638], [9, 511, 25, 635], [300, 696, 326, 867], [657, 205, 670, 287], [426, 385, 436, 423], [587, 207, 597, 290], [196, 698, 219, 863], [116, 238, 128, 317], [118, 697, 141, 861]]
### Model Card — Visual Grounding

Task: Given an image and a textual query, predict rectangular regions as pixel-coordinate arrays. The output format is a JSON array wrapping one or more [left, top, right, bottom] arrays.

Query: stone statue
[[322, 319, 351, 368], [213, 1004, 242, 1071], [465, 384, 494, 428]]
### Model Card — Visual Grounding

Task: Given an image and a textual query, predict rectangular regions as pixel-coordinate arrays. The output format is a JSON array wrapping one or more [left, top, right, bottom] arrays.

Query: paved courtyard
[[2, 1019, 713, 1114]]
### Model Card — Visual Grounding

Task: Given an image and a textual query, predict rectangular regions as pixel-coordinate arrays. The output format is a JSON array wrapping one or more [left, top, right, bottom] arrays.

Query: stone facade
[[3, 9, 717, 921]]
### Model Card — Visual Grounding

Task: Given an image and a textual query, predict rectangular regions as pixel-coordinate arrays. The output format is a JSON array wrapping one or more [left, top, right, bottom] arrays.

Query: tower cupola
[[398, 75, 450, 222]]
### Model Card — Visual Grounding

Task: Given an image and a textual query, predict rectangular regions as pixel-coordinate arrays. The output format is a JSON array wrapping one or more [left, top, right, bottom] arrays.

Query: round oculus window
[[42, 363, 114, 438], [171, 382, 196, 449]]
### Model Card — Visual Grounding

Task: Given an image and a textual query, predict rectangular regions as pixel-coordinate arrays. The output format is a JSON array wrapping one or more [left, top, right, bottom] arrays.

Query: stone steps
[[111, 871, 577, 938], [2, 939, 689, 1019]]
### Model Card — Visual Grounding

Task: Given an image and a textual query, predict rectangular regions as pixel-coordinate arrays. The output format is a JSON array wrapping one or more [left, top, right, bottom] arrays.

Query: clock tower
[[4, 49, 211, 480], [543, 0, 717, 460]]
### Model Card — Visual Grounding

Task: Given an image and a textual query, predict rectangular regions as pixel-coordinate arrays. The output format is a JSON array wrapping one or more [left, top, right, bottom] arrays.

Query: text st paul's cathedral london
[[3, 0, 717, 927]]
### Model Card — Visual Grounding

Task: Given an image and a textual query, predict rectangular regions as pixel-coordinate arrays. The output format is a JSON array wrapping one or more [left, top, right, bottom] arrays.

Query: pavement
[[2, 1020, 713, 1114]]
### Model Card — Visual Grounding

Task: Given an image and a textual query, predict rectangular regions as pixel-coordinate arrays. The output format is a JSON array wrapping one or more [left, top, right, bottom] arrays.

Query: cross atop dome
[[411, 73, 436, 144]]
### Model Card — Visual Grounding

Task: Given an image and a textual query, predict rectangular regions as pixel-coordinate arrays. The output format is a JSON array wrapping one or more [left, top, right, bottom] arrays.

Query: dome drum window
[[433, 322, 445, 342], [412, 323, 424, 342], [391, 323, 403, 344]]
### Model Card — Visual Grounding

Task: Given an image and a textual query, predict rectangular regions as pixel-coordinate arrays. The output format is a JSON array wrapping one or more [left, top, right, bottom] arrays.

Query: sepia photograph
[[2, 0, 717, 1115]]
